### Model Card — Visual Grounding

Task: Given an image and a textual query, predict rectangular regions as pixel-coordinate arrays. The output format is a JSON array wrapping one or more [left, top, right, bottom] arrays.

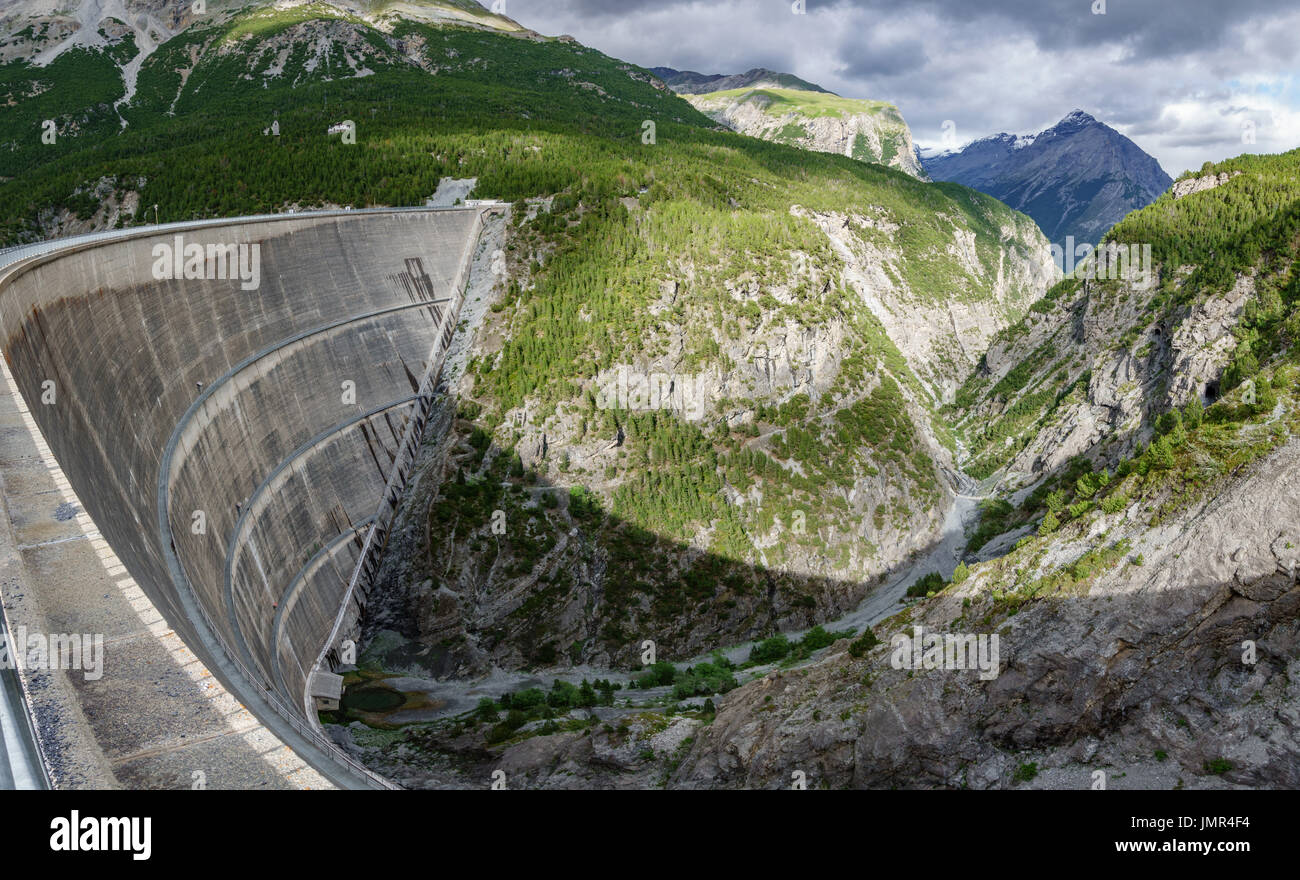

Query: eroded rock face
[[376, 306, 957, 673], [365, 184, 1062, 675], [1164, 274, 1252, 408], [967, 261, 1255, 482], [1172, 171, 1243, 200], [669, 438, 1300, 790], [799, 207, 1058, 399]]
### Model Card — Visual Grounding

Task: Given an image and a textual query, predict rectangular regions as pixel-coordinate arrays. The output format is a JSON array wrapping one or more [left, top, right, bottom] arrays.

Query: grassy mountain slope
[[682, 85, 926, 179]]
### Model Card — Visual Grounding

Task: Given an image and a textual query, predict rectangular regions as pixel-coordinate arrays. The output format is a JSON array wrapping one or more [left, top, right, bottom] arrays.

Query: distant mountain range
[[649, 66, 830, 95], [922, 110, 1172, 247]]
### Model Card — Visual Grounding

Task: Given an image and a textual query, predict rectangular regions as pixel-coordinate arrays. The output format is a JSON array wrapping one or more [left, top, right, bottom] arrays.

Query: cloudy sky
[[505, 0, 1300, 176]]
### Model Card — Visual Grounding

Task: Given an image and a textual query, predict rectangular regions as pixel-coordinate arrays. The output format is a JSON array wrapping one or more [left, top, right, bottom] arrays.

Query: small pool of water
[[342, 685, 406, 713]]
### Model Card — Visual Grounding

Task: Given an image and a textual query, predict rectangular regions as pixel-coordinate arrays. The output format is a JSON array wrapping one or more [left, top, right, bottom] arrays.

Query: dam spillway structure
[[0, 206, 496, 788]]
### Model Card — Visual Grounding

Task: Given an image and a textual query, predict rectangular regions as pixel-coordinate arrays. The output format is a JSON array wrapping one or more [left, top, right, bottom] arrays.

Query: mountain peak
[[1058, 109, 1098, 126], [922, 110, 1172, 244]]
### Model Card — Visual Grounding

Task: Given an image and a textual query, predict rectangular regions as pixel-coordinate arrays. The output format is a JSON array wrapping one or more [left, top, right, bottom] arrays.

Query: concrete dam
[[0, 206, 496, 788]]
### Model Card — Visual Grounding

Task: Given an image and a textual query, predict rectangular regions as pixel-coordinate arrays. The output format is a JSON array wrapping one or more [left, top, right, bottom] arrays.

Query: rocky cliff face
[[651, 153, 1297, 791], [342, 151, 1300, 790], [802, 205, 1057, 399], [956, 237, 1258, 485], [369, 211, 953, 673], [0, 0, 519, 65], [1172, 170, 1243, 200], [923, 110, 1172, 247], [669, 429, 1300, 789], [365, 184, 1054, 676], [683, 86, 926, 179]]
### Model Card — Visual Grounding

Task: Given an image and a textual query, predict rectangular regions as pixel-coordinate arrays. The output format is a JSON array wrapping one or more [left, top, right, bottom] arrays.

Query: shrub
[[474, 698, 499, 722], [906, 571, 945, 597], [1204, 758, 1232, 776], [632, 661, 678, 689], [1155, 410, 1182, 436], [748, 634, 792, 664], [1252, 376, 1277, 415], [672, 662, 738, 699], [1013, 762, 1039, 782], [798, 625, 839, 652], [848, 629, 880, 658]]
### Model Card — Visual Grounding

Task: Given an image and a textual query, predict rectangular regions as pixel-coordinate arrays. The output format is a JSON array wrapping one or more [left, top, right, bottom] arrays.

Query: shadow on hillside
[[357, 400, 997, 678]]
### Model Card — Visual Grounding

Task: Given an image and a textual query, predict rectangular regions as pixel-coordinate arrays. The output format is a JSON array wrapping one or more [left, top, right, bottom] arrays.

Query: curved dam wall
[[0, 208, 488, 786]]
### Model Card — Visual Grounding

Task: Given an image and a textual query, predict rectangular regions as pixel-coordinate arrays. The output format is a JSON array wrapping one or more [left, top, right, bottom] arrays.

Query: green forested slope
[[0, 3, 1049, 660]]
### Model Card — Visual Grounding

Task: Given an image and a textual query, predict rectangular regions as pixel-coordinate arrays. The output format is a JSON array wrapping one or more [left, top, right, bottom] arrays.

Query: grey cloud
[[504, 0, 1300, 174], [834, 34, 928, 79]]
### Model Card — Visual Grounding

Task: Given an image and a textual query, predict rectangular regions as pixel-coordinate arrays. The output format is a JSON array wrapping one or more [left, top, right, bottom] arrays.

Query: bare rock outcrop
[[671, 438, 1300, 789], [1172, 170, 1243, 200]]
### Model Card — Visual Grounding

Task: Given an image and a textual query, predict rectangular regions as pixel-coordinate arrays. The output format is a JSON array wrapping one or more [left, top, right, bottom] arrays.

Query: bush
[[632, 661, 677, 689], [1044, 490, 1067, 513], [798, 625, 839, 652], [671, 661, 738, 699], [1013, 762, 1039, 782], [1155, 410, 1182, 436], [1149, 436, 1175, 471], [1100, 492, 1127, 514], [748, 634, 792, 664], [951, 561, 970, 584], [848, 629, 880, 658], [501, 687, 546, 710], [485, 723, 516, 744], [1204, 758, 1232, 776], [568, 485, 602, 519], [1251, 376, 1277, 415], [906, 571, 945, 597]]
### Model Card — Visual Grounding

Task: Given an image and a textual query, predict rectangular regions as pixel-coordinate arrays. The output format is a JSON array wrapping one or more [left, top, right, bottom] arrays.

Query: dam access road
[[0, 204, 501, 789]]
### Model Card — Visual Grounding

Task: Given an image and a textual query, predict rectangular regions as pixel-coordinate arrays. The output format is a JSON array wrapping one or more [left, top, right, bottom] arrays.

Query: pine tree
[[1038, 511, 1059, 536]]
